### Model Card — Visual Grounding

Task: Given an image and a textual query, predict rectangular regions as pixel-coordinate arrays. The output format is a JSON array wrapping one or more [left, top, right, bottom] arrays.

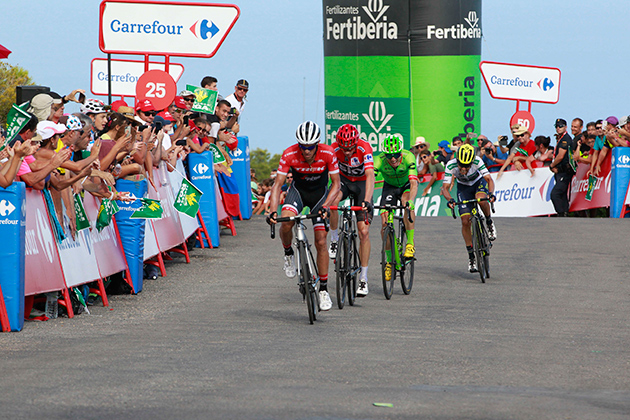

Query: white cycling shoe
[[318, 290, 333, 311], [328, 240, 338, 259], [357, 279, 369, 297], [283, 255, 296, 278]]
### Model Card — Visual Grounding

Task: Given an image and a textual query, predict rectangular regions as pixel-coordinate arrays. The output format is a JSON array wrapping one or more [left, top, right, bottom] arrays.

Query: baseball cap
[[619, 115, 629, 126], [153, 115, 169, 127], [513, 125, 529, 136], [438, 140, 452, 153], [135, 99, 155, 113], [236, 79, 249, 88], [110, 99, 129, 112], [157, 110, 175, 122], [413, 136, 427, 147], [179, 90, 194, 97], [554, 118, 567, 128], [605, 116, 619, 126], [29, 93, 58, 122], [173, 96, 187, 109], [36, 121, 66, 140]]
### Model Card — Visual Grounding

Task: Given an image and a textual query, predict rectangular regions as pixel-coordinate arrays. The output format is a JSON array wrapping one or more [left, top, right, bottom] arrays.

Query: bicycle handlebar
[[374, 204, 414, 223], [449, 197, 496, 219], [328, 206, 365, 212], [270, 212, 328, 239]]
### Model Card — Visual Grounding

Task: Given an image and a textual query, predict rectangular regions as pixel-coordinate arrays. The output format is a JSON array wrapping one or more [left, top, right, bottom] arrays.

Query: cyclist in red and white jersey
[[328, 124, 375, 296], [267, 121, 341, 311]]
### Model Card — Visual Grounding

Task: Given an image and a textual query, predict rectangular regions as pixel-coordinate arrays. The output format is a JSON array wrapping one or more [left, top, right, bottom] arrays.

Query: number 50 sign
[[136, 69, 176, 110]]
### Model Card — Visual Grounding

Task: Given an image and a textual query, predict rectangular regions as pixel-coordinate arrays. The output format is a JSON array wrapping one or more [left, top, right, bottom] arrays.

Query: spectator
[[549, 118, 576, 217], [436, 140, 453, 166], [419, 150, 444, 196], [28, 93, 59, 123], [479, 138, 506, 169], [201, 76, 218, 91], [590, 117, 616, 176], [207, 99, 238, 152], [253, 177, 274, 215], [451, 136, 463, 152], [179, 90, 196, 110], [616, 115, 630, 146], [574, 132, 596, 165], [497, 125, 537, 178], [585, 121, 597, 136], [81, 99, 110, 135], [533, 135, 554, 164], [270, 169, 277, 179], [98, 113, 139, 178], [225, 79, 248, 120], [571, 118, 583, 150], [410, 136, 429, 172], [135, 99, 156, 125], [9, 111, 38, 147]]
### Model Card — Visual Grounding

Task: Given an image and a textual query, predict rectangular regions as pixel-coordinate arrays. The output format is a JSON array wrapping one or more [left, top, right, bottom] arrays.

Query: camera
[[498, 135, 508, 147], [228, 107, 237, 117], [485, 148, 492, 155], [152, 121, 162, 134], [433, 150, 441, 157], [183, 115, 189, 126], [175, 139, 187, 146]]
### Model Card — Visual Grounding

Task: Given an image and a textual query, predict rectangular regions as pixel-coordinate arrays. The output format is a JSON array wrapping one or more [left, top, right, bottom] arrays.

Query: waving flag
[[96, 198, 120, 232], [174, 178, 203, 218], [216, 171, 241, 218], [131, 198, 163, 219]]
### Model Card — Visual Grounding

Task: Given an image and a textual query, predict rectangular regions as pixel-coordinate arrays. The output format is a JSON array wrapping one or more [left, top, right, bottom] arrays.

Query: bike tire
[[299, 243, 316, 324], [472, 218, 486, 283], [347, 234, 358, 306], [335, 233, 348, 309], [381, 225, 395, 299], [482, 225, 490, 279], [398, 227, 414, 295]]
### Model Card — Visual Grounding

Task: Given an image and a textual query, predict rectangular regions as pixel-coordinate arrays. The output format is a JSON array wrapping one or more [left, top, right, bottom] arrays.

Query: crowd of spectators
[[1, 75, 249, 310]]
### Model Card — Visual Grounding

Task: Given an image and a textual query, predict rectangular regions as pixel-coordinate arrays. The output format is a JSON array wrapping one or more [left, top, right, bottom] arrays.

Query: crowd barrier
[[1, 152, 249, 332]]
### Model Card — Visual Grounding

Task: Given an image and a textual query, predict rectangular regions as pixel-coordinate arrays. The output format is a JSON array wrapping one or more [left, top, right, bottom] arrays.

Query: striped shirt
[[443, 156, 489, 186]]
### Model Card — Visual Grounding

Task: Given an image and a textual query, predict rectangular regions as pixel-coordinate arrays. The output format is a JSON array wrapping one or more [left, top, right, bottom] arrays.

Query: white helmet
[[295, 121, 321, 145], [81, 99, 108, 115]]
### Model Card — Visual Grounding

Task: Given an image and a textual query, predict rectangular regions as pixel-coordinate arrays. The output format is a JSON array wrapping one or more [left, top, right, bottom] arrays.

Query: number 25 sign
[[136, 69, 176, 110]]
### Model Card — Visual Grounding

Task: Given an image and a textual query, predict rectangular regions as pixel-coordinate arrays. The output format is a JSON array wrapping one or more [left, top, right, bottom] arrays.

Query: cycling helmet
[[295, 121, 321, 145], [81, 99, 108, 115], [456, 143, 475, 166], [382, 134, 403, 154], [65, 115, 83, 131], [336, 124, 360, 149]]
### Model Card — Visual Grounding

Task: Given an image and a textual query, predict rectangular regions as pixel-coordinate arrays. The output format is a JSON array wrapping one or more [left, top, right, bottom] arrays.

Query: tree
[[250, 147, 282, 180], [0, 62, 33, 126]]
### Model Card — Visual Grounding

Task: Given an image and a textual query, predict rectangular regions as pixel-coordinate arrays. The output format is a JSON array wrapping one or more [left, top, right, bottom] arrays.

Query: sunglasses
[[237, 87, 248, 92], [299, 144, 317, 151], [184, 98, 195, 103], [385, 152, 402, 160], [596, 126, 603, 130], [143, 111, 157, 116], [516, 133, 525, 138]]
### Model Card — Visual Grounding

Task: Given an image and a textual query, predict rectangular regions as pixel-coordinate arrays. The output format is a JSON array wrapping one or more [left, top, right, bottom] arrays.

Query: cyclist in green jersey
[[373, 135, 418, 281]]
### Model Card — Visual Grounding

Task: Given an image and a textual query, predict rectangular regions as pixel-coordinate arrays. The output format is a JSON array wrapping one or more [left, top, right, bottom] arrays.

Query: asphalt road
[[1, 216, 629, 420]]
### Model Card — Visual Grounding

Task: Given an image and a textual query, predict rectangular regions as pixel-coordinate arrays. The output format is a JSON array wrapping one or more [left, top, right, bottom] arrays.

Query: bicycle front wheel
[[381, 225, 396, 299], [347, 234, 359, 306], [398, 227, 414, 295], [299, 243, 317, 323], [335, 233, 348, 309], [472, 218, 486, 283]]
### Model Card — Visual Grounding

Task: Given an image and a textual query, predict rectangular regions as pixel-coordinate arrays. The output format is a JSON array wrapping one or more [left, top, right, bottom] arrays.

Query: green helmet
[[382, 135, 403, 154]]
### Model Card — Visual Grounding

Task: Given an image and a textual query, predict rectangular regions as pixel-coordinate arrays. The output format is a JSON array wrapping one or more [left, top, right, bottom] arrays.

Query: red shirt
[[332, 139, 374, 182], [514, 139, 537, 161], [277, 143, 339, 191]]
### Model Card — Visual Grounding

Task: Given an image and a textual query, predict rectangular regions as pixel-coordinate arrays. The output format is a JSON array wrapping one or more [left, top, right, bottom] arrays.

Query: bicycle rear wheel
[[472, 218, 486, 283], [398, 227, 414, 295], [347, 234, 358, 306], [381, 225, 396, 299], [335, 233, 348, 309], [299, 243, 316, 323]]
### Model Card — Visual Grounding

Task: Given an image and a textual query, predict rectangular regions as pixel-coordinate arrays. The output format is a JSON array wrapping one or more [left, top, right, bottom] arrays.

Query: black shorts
[[381, 181, 410, 209], [282, 185, 329, 231], [456, 178, 489, 216], [340, 178, 373, 223]]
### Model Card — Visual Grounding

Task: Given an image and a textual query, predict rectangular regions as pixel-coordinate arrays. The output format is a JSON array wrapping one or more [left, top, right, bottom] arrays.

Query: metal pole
[[107, 54, 112, 105]]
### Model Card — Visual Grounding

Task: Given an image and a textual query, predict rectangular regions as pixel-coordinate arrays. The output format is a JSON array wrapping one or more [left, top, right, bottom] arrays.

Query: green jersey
[[373, 149, 419, 188]]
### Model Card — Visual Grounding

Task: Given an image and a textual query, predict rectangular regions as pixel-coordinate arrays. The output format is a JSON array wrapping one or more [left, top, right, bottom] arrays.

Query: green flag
[[130, 198, 163, 219], [5, 104, 32, 146], [186, 84, 218, 114], [174, 178, 203, 218], [207, 143, 227, 165], [73, 194, 91, 231], [96, 198, 120, 232]]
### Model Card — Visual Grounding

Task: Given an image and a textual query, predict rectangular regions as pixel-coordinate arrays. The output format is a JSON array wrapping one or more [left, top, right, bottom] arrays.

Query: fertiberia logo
[[427, 11, 481, 40], [325, 0, 398, 41]]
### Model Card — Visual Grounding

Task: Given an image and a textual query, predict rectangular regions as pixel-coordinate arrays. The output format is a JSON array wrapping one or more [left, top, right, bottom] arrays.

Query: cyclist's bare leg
[[401, 191, 415, 232], [314, 228, 329, 278], [328, 189, 343, 231], [476, 192, 491, 218], [357, 220, 370, 266], [461, 213, 473, 247], [279, 210, 296, 249]]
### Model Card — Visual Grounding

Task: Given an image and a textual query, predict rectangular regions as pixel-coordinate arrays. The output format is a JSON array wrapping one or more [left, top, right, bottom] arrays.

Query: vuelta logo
[[325, 0, 398, 41], [427, 10, 481, 40], [190, 19, 219, 40]]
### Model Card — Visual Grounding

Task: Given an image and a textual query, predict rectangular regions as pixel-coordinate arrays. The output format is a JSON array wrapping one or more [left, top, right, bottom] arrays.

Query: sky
[[0, 0, 628, 154]]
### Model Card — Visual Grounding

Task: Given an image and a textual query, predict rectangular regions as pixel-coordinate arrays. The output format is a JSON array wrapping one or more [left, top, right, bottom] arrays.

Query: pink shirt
[[16, 155, 36, 179]]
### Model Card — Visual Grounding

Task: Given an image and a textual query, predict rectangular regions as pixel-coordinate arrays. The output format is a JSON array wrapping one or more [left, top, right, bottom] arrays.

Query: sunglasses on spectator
[[143, 111, 157, 116], [237, 87, 248, 92], [184, 98, 195, 103], [385, 152, 402, 160], [596, 125, 603, 129], [421, 155, 430, 159], [299, 144, 317, 151], [515, 133, 525, 138]]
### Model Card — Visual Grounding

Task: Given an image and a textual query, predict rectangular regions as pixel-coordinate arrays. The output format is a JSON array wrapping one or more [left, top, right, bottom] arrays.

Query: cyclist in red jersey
[[328, 124, 375, 296], [267, 121, 341, 311]]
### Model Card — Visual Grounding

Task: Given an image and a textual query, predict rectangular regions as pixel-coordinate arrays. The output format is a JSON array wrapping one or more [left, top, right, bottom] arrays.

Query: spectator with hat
[[81, 99, 110, 135], [616, 115, 630, 147], [179, 90, 196, 111], [410, 136, 429, 168], [28, 93, 59, 123], [497, 125, 537, 178], [549, 118, 576, 217], [589, 116, 617, 176], [418, 149, 444, 196], [225, 79, 248, 119], [135, 99, 156, 125], [436, 140, 453, 166]]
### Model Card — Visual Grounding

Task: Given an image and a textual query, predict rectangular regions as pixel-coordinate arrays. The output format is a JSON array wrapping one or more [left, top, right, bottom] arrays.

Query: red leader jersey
[[277, 143, 339, 192], [332, 139, 374, 182]]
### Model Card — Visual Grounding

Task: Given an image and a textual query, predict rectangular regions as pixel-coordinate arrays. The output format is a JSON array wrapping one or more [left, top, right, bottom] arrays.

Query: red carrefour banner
[[24, 190, 66, 296], [569, 154, 611, 212], [148, 163, 185, 252]]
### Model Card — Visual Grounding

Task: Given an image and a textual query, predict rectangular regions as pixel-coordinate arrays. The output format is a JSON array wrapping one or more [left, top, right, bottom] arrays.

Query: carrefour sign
[[99, 0, 240, 58], [480, 61, 561, 104]]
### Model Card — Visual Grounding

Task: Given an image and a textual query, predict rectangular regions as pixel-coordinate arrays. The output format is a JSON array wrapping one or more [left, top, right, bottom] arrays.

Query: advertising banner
[[480, 61, 561, 104], [90, 58, 184, 97], [570, 154, 611, 212], [57, 216, 102, 289], [229, 136, 252, 219], [188, 151, 220, 247], [99, 1, 240, 58], [323, 0, 482, 153], [610, 147, 630, 217], [169, 160, 200, 239], [148, 163, 185, 251]]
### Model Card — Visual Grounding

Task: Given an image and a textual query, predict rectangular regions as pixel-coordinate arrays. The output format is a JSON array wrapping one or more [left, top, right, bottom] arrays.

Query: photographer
[[497, 125, 537, 178], [479, 138, 507, 170], [435, 140, 453, 166]]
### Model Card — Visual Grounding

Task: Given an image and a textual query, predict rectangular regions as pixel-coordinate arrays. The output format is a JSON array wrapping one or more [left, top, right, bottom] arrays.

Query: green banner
[[208, 144, 227, 165], [130, 198, 163, 219], [187, 84, 218, 114], [174, 178, 203, 218], [73, 194, 91, 231], [96, 198, 120, 232], [5, 104, 32, 145]]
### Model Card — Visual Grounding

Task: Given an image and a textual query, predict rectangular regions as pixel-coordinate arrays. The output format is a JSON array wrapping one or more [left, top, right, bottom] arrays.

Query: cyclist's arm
[[364, 167, 375, 202], [268, 171, 287, 217], [441, 179, 454, 202], [484, 173, 495, 195], [323, 171, 341, 208], [408, 177, 418, 204]]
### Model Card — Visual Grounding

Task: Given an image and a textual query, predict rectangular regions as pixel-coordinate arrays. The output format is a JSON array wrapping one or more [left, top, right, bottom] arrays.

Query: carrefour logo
[[190, 19, 219, 40], [537, 78, 555, 92], [325, 0, 398, 41], [0, 200, 16, 217], [618, 155, 630, 165], [110, 18, 220, 41], [427, 10, 481, 40], [194, 163, 210, 175]]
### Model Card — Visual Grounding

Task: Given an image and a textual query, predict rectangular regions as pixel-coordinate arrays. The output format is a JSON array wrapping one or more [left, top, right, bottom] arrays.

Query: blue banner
[[610, 147, 630, 218], [114, 179, 147, 293], [187, 152, 220, 247], [0, 182, 25, 331], [230, 136, 252, 220]]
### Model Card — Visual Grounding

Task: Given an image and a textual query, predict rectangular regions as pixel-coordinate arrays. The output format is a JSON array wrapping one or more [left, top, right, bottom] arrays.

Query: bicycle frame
[[376, 204, 412, 270]]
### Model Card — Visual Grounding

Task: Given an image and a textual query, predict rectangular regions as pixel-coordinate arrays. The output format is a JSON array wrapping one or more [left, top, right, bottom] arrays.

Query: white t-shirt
[[161, 132, 172, 150], [225, 93, 245, 116]]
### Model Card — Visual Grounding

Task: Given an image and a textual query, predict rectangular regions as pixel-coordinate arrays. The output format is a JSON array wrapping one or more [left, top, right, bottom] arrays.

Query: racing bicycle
[[271, 213, 322, 324], [374, 204, 415, 299], [450, 198, 495, 283], [328, 205, 366, 309]]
